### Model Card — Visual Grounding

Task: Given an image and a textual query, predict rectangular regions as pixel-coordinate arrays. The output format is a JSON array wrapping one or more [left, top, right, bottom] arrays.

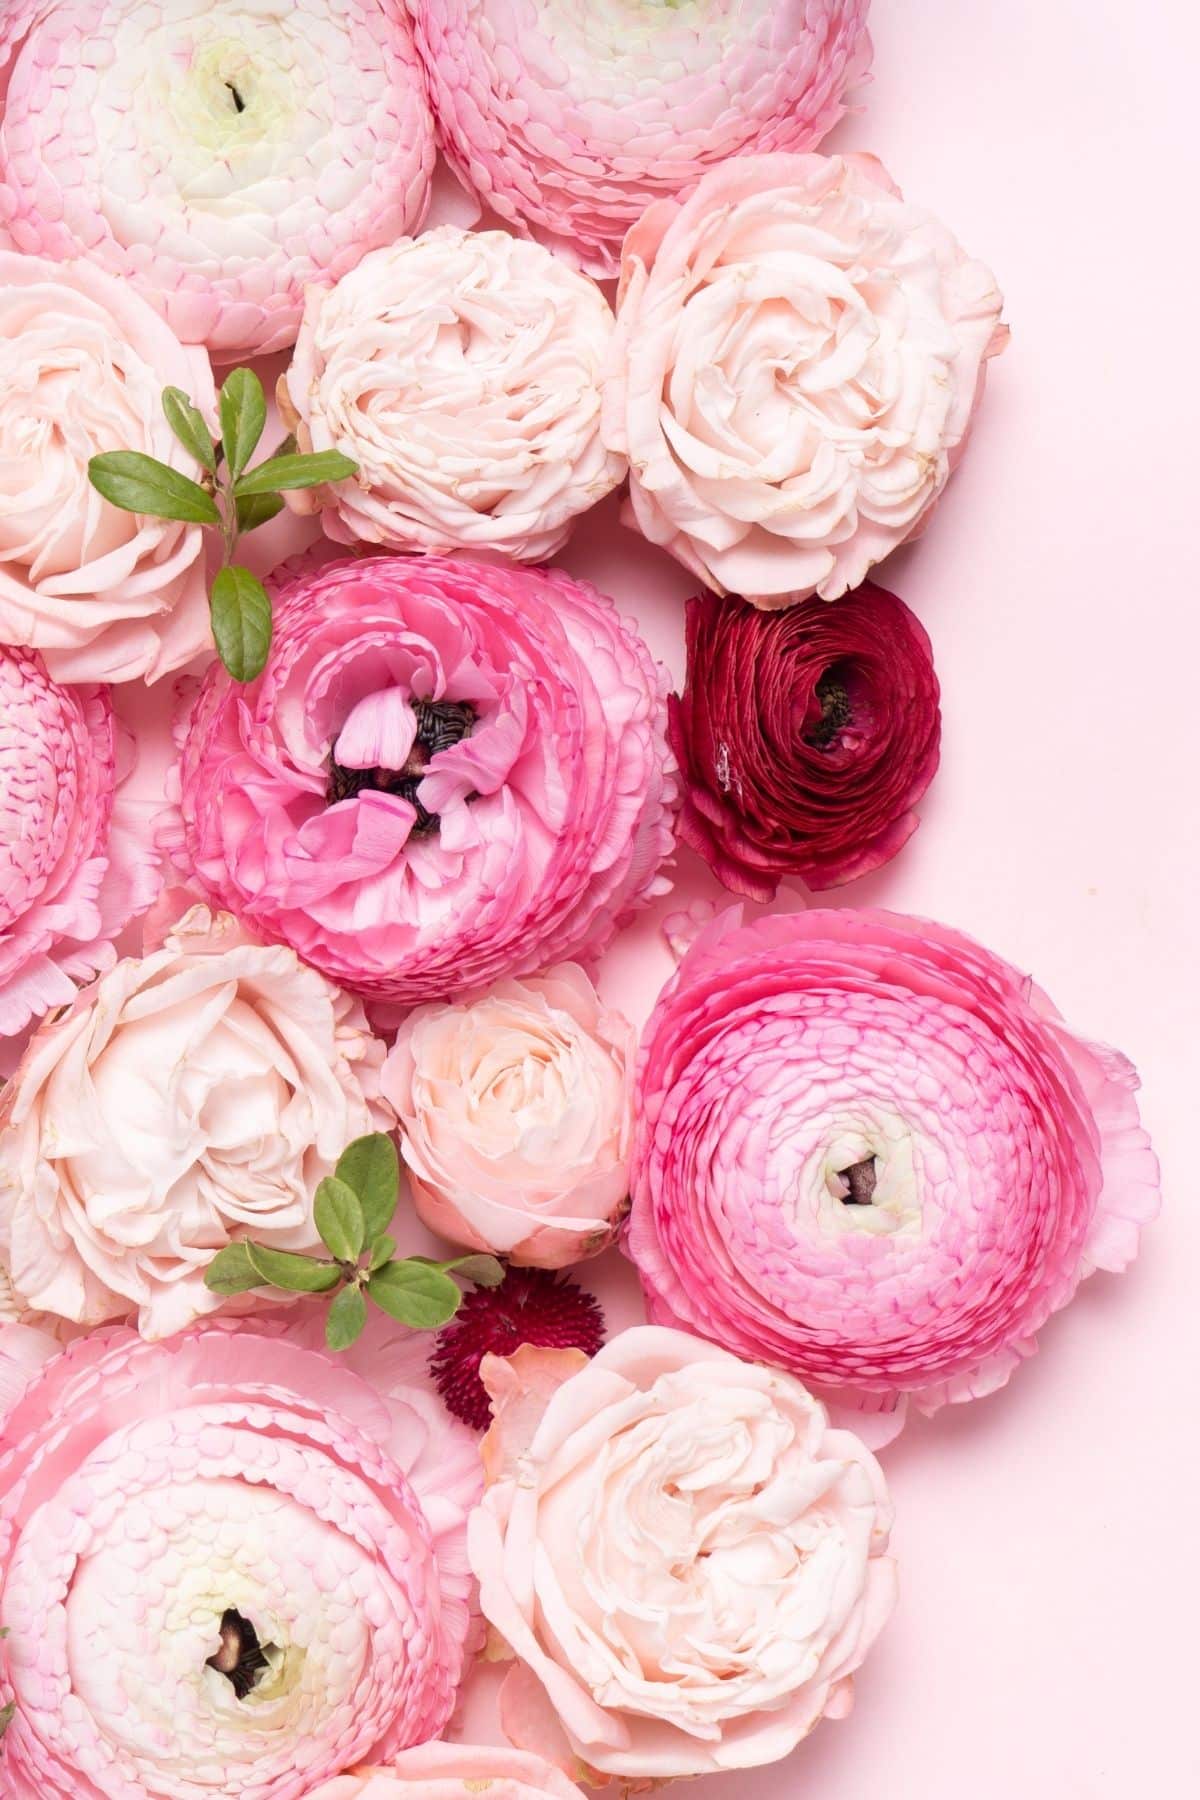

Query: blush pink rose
[[468, 1328, 896, 1782], [163, 555, 677, 1009], [603, 153, 1007, 606], [382, 965, 633, 1268], [306, 1743, 586, 1800], [0, 253, 214, 682], [0, 903, 390, 1339]]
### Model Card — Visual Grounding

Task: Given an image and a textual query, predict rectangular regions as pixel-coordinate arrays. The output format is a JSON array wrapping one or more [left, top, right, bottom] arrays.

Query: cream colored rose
[[280, 227, 625, 560], [0, 904, 390, 1339], [381, 966, 633, 1268]]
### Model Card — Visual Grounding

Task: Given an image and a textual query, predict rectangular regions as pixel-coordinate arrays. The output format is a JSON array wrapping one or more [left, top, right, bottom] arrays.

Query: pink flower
[[0, 253, 213, 682], [603, 153, 1007, 606], [627, 908, 1161, 1443], [0, 645, 158, 1037], [306, 1742, 586, 1800], [0, 904, 390, 1339], [468, 1328, 896, 1781], [280, 229, 625, 561], [409, 2, 872, 275], [164, 555, 677, 1009], [0, 1308, 481, 1800], [382, 966, 634, 1268]]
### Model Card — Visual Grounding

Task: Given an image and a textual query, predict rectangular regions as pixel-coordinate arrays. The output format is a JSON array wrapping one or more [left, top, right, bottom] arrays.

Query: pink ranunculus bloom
[[0, 252, 214, 682], [306, 1742, 587, 1800], [0, 1308, 481, 1800], [280, 228, 625, 561], [0, 645, 159, 1038], [163, 555, 677, 1009], [627, 908, 1161, 1444], [468, 1328, 896, 1782], [603, 153, 1008, 607], [0, 903, 390, 1339], [382, 965, 634, 1268], [408, 2, 872, 276]]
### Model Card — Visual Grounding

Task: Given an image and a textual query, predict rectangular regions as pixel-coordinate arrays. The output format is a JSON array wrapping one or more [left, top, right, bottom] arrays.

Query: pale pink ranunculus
[[603, 153, 1007, 607], [306, 1742, 586, 1800], [382, 965, 634, 1268], [163, 554, 677, 1009], [0, 1308, 481, 1800], [0, 645, 159, 1038], [468, 1328, 897, 1782], [280, 228, 624, 561], [0, 902, 390, 1340], [627, 908, 1161, 1444], [0, 252, 214, 682]]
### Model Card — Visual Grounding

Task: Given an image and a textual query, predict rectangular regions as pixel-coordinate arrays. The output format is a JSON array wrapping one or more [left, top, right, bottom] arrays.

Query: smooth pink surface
[[108, 3, 1195, 1791]]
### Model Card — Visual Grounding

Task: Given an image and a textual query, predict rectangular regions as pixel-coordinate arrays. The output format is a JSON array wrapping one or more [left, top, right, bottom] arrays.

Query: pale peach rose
[[280, 228, 625, 561], [468, 1327, 897, 1782], [0, 903, 391, 1339], [381, 966, 633, 1268], [307, 1742, 586, 1800]]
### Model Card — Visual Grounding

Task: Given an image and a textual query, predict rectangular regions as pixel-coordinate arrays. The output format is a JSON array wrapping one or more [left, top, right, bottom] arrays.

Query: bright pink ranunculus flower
[[627, 908, 1160, 1442], [163, 555, 677, 1009], [0, 1308, 481, 1799]]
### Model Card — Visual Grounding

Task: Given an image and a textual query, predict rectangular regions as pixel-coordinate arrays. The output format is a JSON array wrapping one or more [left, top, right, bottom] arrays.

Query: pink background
[[113, 1, 1196, 1793]]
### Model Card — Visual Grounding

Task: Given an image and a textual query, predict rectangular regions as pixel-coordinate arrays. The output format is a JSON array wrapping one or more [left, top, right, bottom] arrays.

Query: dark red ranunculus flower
[[668, 584, 941, 896]]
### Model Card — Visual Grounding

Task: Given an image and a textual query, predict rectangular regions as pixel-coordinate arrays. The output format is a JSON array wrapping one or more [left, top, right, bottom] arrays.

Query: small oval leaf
[[368, 1234, 396, 1273], [162, 386, 217, 473], [235, 449, 358, 496], [244, 1243, 342, 1293], [368, 1261, 462, 1329], [335, 1133, 400, 1242], [449, 1253, 506, 1289], [210, 564, 272, 683], [204, 1241, 266, 1296], [219, 367, 267, 481], [314, 1176, 366, 1263], [89, 451, 220, 523], [235, 490, 285, 533], [326, 1283, 368, 1351]]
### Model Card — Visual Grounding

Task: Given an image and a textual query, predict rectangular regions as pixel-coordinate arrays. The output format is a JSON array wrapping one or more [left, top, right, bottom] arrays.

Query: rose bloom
[[164, 555, 676, 1009], [280, 228, 625, 561], [603, 153, 1007, 606], [0, 0, 435, 359], [382, 965, 633, 1268], [670, 582, 941, 895], [409, 2, 871, 275], [0, 252, 213, 683], [307, 1743, 586, 1800], [0, 902, 389, 1339], [627, 908, 1161, 1443], [469, 1328, 896, 1780], [0, 644, 159, 1038], [0, 1308, 480, 1800]]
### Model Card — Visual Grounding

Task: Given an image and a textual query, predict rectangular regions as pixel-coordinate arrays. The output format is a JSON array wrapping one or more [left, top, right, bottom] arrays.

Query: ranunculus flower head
[[603, 153, 1007, 606], [469, 1328, 896, 1780], [430, 1267, 606, 1429], [627, 908, 1161, 1442], [307, 1741, 587, 1800], [0, 645, 159, 1037], [409, 2, 872, 274], [0, 1, 435, 359], [164, 555, 677, 1008], [0, 1308, 480, 1799], [382, 965, 634, 1267], [670, 582, 941, 895], [0, 252, 213, 682], [280, 228, 624, 561], [0, 903, 389, 1339]]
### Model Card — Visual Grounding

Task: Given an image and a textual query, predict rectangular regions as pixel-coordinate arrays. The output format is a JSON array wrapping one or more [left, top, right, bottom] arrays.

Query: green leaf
[[235, 449, 358, 496], [448, 1253, 506, 1288], [162, 386, 217, 473], [326, 1283, 368, 1351], [210, 564, 272, 683], [244, 1243, 342, 1294], [335, 1133, 399, 1243], [235, 490, 285, 533], [204, 1241, 267, 1296], [89, 451, 220, 524], [0, 1700, 14, 1738], [219, 367, 267, 481], [368, 1234, 396, 1272], [314, 1176, 366, 1263], [368, 1261, 462, 1329]]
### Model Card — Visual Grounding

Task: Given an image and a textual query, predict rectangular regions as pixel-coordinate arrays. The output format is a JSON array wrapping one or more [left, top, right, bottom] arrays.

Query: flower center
[[206, 1609, 275, 1701], [326, 699, 475, 835], [225, 80, 246, 113], [803, 667, 853, 750], [838, 1156, 879, 1205]]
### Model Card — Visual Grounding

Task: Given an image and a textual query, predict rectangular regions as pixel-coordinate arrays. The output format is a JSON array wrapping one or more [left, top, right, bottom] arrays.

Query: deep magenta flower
[[162, 555, 676, 1009], [429, 1268, 606, 1429], [627, 907, 1160, 1442], [669, 583, 941, 895]]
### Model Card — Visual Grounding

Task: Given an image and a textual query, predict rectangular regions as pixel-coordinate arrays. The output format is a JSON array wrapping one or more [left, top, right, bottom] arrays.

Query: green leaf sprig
[[204, 1133, 503, 1350], [88, 370, 357, 683]]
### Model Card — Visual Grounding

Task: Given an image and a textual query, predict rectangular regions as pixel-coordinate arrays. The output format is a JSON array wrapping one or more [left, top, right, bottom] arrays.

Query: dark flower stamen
[[326, 698, 476, 834], [207, 1609, 274, 1700], [804, 669, 853, 750], [840, 1157, 879, 1205]]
